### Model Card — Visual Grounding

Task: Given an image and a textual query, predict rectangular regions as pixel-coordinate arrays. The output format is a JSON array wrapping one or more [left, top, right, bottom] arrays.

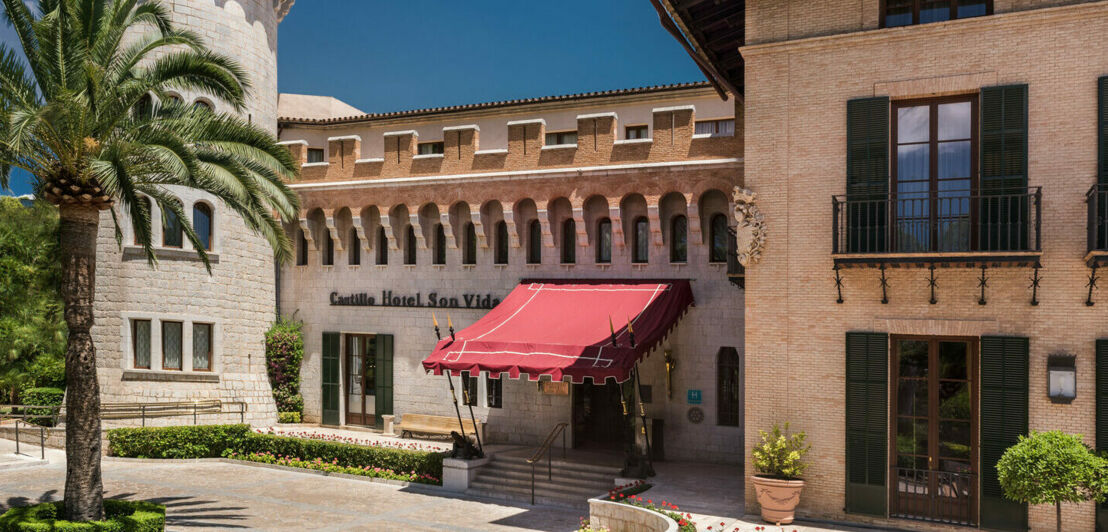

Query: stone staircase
[[467, 452, 622, 507]]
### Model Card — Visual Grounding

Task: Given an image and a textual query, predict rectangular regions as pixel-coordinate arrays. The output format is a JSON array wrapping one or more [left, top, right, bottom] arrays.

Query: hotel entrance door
[[346, 334, 376, 427], [572, 381, 625, 449]]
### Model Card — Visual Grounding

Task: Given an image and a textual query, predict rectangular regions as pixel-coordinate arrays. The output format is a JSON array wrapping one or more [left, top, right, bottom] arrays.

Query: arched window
[[165, 94, 183, 106], [297, 227, 308, 266], [495, 221, 509, 265], [596, 218, 612, 264], [632, 216, 649, 264], [670, 215, 688, 263], [561, 218, 576, 264], [433, 223, 446, 265], [134, 196, 151, 245], [193, 203, 213, 251], [404, 225, 417, 265], [135, 94, 153, 118], [193, 99, 213, 112], [527, 220, 542, 264], [717, 347, 741, 426], [463, 222, 477, 265], [322, 230, 334, 266], [376, 226, 388, 265], [349, 227, 361, 265], [709, 213, 729, 263], [162, 202, 183, 248]]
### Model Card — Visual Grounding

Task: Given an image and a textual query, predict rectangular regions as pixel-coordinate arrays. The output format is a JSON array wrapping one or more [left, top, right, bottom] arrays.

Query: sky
[[1, 0, 704, 196]]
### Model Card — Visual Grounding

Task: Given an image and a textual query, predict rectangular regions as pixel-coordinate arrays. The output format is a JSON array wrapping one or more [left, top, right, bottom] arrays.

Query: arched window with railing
[[463, 222, 477, 265], [596, 218, 612, 264], [561, 218, 576, 264], [670, 215, 688, 263], [495, 221, 509, 265], [632, 216, 649, 264], [527, 220, 542, 264]]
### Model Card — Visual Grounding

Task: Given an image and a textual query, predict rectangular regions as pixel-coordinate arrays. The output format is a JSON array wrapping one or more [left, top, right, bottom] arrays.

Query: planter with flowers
[[750, 422, 810, 525]]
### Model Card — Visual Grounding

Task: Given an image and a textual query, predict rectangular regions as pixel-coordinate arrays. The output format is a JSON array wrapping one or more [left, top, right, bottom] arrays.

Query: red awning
[[422, 280, 694, 383]]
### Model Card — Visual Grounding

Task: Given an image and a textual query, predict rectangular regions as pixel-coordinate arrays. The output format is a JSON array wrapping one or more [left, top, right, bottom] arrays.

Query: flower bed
[[609, 494, 696, 532], [256, 428, 445, 452], [0, 500, 165, 531], [226, 451, 440, 484]]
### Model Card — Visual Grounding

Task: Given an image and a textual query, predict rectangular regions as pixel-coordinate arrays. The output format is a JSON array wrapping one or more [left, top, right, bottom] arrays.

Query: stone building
[[663, 0, 1108, 530], [92, 0, 296, 426], [275, 83, 748, 464]]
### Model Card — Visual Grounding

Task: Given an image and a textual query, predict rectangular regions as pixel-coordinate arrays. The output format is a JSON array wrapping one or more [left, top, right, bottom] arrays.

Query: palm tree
[[0, 0, 299, 521]]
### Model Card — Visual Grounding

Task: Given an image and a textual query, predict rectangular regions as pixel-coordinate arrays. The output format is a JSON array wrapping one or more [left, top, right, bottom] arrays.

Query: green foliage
[[225, 451, 440, 484], [751, 422, 810, 480], [0, 197, 65, 403], [265, 317, 304, 414], [997, 431, 1108, 506], [0, 500, 165, 531], [277, 412, 301, 424], [20, 387, 63, 426], [105, 424, 445, 479]]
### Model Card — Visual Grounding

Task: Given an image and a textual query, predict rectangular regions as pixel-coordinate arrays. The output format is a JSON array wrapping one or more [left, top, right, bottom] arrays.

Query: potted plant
[[750, 422, 810, 525]]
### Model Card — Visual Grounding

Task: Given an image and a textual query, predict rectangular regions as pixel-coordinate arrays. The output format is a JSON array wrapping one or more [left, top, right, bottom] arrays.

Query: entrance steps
[[466, 453, 621, 507]]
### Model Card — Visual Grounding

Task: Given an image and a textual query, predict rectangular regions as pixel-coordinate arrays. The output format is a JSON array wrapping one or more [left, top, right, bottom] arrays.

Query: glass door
[[892, 338, 977, 525], [345, 334, 376, 426]]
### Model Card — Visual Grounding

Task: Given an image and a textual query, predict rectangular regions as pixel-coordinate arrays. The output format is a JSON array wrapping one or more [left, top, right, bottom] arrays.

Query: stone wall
[[588, 498, 677, 532]]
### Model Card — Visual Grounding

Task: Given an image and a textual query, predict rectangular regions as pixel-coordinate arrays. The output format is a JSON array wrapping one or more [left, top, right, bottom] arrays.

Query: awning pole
[[632, 367, 655, 477], [445, 372, 469, 445], [462, 379, 485, 456]]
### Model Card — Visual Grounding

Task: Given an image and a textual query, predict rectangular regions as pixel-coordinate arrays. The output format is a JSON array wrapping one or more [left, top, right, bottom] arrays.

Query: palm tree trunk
[[58, 205, 104, 522]]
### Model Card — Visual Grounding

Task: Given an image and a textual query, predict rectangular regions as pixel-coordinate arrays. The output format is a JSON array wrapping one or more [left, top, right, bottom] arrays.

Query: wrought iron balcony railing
[[892, 467, 976, 526], [832, 188, 1042, 264]]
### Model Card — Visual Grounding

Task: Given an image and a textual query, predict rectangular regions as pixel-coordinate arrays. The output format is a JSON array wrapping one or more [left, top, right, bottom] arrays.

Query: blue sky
[[2, 0, 703, 195]]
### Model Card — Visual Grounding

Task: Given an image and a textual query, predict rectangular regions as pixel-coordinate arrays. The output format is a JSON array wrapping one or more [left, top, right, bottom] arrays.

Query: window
[[487, 374, 503, 408], [404, 225, 417, 265], [670, 215, 688, 263], [694, 119, 735, 137], [597, 218, 612, 263], [193, 203, 213, 250], [307, 148, 325, 163], [322, 230, 334, 266], [717, 347, 741, 426], [165, 94, 183, 105], [418, 141, 444, 155], [709, 213, 729, 263], [349, 227, 360, 265], [297, 228, 308, 266], [883, 0, 990, 27], [433, 223, 446, 265], [132, 319, 151, 369], [632, 217, 649, 264], [193, 323, 212, 371], [134, 197, 151, 245], [463, 222, 477, 265], [376, 226, 388, 265], [495, 221, 509, 265], [545, 131, 577, 146], [561, 218, 576, 264], [163, 204, 183, 247], [527, 220, 542, 264], [135, 94, 153, 118], [193, 99, 213, 111], [162, 321, 183, 370], [462, 371, 479, 406], [625, 125, 649, 139]]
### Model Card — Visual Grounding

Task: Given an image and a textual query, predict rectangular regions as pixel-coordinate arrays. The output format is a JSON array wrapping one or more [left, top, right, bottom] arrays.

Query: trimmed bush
[[997, 431, 1108, 532], [265, 318, 303, 415], [20, 386, 64, 427], [107, 424, 251, 459], [236, 431, 443, 478], [0, 500, 165, 531], [277, 412, 301, 424]]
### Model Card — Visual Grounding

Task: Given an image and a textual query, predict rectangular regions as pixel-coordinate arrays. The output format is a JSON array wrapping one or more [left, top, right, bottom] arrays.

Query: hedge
[[277, 412, 300, 424], [0, 500, 165, 532], [106, 425, 443, 479], [20, 387, 64, 427]]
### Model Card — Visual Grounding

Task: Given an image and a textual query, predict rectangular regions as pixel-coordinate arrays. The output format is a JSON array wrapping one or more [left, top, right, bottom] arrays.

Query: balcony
[[832, 188, 1042, 268], [1086, 184, 1108, 267]]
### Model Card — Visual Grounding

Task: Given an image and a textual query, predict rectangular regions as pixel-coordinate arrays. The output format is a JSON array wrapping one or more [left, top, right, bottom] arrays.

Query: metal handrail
[[525, 422, 568, 505], [1, 400, 248, 427]]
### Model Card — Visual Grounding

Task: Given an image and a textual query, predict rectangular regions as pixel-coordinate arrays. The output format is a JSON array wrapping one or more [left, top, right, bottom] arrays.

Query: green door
[[321, 331, 340, 426], [374, 334, 394, 429]]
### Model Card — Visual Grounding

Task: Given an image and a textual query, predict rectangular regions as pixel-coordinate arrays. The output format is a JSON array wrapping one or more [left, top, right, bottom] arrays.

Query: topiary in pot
[[750, 422, 810, 525], [996, 430, 1108, 532]]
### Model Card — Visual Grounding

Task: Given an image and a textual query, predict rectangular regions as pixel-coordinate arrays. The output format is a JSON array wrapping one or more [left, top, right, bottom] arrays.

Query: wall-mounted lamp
[[664, 348, 676, 399], [1047, 354, 1077, 404]]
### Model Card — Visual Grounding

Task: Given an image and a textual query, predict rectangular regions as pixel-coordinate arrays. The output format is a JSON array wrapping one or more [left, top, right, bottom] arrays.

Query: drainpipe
[[274, 258, 281, 318]]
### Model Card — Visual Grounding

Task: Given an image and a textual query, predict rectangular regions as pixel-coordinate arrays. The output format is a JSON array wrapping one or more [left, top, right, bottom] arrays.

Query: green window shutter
[[1099, 77, 1108, 186], [846, 97, 889, 253], [321, 332, 341, 426], [374, 334, 394, 429], [845, 331, 887, 517], [980, 85, 1029, 251], [1097, 340, 1108, 532], [980, 335, 1029, 531]]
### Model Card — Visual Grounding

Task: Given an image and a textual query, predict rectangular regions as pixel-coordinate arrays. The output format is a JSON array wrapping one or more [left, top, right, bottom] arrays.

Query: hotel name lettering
[[330, 290, 501, 310]]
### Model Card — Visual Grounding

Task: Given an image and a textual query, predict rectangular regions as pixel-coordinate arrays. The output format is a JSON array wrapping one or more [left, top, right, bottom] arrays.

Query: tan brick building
[[664, 0, 1108, 529]]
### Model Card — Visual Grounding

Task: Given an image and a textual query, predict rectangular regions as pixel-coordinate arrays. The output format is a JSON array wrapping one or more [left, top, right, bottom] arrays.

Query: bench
[[397, 413, 485, 442]]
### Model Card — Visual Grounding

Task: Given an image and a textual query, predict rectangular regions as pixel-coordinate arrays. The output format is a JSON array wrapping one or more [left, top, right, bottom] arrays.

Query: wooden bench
[[397, 413, 484, 441]]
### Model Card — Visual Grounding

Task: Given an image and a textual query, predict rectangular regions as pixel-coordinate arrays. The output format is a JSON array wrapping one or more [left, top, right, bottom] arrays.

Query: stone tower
[[90, 0, 295, 426]]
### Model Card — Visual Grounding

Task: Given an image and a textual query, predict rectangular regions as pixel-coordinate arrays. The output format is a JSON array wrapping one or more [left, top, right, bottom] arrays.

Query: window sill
[[525, 264, 542, 269], [595, 264, 612, 271], [123, 246, 220, 264], [348, 265, 360, 271], [560, 263, 575, 269], [462, 264, 476, 270], [413, 153, 445, 160], [632, 263, 649, 271], [375, 264, 388, 270], [432, 264, 446, 270], [541, 144, 577, 151], [493, 264, 508, 270], [614, 138, 653, 145], [122, 370, 220, 383], [405, 265, 417, 271]]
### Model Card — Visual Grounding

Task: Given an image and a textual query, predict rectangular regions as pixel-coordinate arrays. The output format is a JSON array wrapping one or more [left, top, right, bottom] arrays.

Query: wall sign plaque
[[330, 290, 501, 310], [687, 406, 704, 424], [686, 389, 702, 405]]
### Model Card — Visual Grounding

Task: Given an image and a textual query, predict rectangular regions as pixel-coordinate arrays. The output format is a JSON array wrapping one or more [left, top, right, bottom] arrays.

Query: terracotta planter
[[751, 475, 805, 525]]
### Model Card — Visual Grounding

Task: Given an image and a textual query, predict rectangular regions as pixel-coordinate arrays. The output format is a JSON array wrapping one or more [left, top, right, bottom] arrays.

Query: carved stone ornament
[[732, 186, 766, 266]]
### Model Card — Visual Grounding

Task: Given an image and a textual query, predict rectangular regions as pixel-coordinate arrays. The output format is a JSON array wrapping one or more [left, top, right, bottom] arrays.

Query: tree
[[0, 0, 299, 521], [0, 197, 66, 404], [996, 431, 1108, 532]]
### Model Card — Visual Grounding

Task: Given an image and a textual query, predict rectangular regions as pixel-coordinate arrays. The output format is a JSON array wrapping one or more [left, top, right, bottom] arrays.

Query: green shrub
[[0, 500, 165, 531], [751, 422, 810, 480], [20, 387, 64, 427], [265, 318, 304, 415], [997, 431, 1108, 531], [236, 431, 443, 478], [277, 412, 301, 424], [226, 451, 440, 484], [107, 424, 251, 459]]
